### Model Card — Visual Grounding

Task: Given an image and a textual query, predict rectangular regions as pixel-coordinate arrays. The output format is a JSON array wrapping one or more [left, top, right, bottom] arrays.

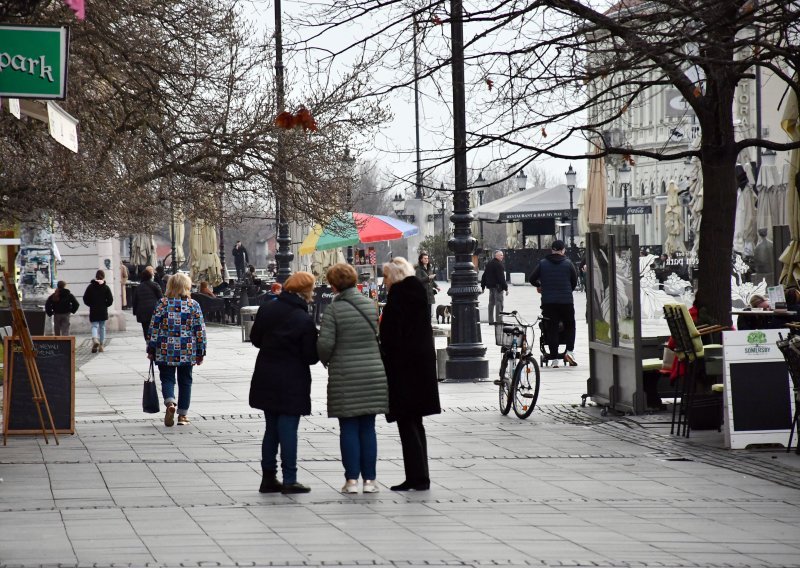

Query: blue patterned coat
[[147, 297, 207, 365]]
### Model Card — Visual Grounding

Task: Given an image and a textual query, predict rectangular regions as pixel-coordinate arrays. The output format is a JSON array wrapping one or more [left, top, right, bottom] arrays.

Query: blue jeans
[[338, 415, 377, 480], [158, 364, 193, 415], [91, 320, 106, 343], [262, 414, 301, 484]]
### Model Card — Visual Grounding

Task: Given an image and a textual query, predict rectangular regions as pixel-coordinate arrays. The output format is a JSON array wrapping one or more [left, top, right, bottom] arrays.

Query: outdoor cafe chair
[[663, 303, 726, 438], [775, 333, 800, 454]]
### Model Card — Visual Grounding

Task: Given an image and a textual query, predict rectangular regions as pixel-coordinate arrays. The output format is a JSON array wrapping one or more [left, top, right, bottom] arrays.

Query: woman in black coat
[[380, 257, 441, 491], [45, 281, 80, 336], [131, 266, 163, 341], [249, 271, 319, 495], [83, 270, 114, 353]]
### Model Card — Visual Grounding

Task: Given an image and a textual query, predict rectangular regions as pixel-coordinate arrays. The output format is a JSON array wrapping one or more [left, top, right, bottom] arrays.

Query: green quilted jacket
[[318, 287, 389, 418]]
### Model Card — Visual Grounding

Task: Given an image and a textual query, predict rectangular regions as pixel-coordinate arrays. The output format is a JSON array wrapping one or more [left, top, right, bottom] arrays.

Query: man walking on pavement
[[530, 240, 578, 367], [232, 240, 249, 281], [481, 250, 508, 325]]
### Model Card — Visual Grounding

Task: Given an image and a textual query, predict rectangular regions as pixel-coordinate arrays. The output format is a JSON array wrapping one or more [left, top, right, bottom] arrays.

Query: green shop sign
[[0, 25, 69, 99]]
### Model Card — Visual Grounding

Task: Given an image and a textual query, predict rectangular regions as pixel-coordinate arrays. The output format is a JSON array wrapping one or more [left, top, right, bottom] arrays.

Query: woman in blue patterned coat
[[147, 273, 207, 426]]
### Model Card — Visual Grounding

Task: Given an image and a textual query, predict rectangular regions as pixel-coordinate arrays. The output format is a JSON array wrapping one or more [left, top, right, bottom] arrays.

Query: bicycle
[[492, 311, 542, 419]]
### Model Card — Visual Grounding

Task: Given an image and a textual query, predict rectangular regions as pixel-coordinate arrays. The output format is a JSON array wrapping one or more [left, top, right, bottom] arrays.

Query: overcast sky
[[244, 0, 589, 196]]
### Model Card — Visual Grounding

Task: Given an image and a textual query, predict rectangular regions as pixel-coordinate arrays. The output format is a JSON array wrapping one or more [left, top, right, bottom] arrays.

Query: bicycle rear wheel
[[512, 357, 540, 419], [496, 352, 514, 415]]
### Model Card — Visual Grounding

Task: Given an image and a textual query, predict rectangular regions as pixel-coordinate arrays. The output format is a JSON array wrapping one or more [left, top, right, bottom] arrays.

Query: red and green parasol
[[299, 212, 419, 255]]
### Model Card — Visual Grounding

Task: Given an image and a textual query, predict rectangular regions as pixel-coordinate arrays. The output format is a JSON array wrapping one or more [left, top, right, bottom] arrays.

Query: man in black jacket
[[530, 240, 578, 367], [232, 241, 248, 280], [480, 250, 508, 325]]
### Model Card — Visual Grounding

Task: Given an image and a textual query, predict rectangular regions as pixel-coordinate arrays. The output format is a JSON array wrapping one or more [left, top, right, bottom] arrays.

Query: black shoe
[[281, 482, 311, 494], [259, 472, 282, 494], [390, 480, 430, 492]]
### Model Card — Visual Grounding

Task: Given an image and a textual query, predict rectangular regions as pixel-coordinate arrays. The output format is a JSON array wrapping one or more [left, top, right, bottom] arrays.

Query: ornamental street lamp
[[473, 172, 488, 250], [565, 164, 577, 248], [618, 163, 632, 227], [515, 169, 528, 192], [274, 0, 293, 283], [445, 0, 488, 381], [343, 146, 356, 264]]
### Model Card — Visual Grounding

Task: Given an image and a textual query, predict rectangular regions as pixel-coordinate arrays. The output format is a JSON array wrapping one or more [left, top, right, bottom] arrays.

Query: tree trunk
[[696, 143, 739, 327]]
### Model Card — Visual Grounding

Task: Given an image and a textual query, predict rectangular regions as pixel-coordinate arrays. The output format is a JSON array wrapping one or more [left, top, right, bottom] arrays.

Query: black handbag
[[142, 361, 160, 414]]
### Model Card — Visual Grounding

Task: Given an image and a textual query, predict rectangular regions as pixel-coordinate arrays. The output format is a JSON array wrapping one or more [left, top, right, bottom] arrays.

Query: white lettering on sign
[[0, 52, 53, 82]]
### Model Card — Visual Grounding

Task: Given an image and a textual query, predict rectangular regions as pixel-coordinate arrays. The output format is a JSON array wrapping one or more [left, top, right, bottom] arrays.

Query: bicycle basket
[[495, 325, 522, 348]]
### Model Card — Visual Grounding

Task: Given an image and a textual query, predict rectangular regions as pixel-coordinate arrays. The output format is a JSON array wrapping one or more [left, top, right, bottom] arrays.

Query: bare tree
[[297, 0, 800, 324], [0, 0, 389, 237]]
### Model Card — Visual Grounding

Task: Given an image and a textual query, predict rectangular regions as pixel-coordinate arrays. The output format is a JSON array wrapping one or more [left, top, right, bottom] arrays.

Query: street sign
[[0, 25, 69, 99]]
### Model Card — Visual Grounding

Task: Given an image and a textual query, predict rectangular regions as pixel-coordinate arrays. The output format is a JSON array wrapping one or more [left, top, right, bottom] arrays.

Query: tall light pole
[[343, 146, 356, 265], [273, 0, 293, 284], [474, 173, 487, 251], [445, 0, 488, 382], [618, 163, 632, 228], [169, 200, 177, 274], [565, 164, 577, 248]]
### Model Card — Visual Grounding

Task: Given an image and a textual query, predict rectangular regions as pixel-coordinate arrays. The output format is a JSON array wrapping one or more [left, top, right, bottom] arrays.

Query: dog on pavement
[[436, 304, 452, 324]]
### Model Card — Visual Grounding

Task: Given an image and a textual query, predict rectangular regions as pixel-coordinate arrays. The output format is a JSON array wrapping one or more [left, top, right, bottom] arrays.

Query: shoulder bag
[[142, 360, 160, 413]]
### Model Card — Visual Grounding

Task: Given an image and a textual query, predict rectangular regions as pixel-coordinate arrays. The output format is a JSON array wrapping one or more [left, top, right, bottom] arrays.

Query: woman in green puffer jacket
[[318, 263, 388, 495]]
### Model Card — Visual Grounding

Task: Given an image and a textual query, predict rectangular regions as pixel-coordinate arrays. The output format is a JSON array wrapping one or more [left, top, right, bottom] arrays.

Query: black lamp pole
[[568, 186, 575, 248], [170, 200, 176, 274], [274, 0, 293, 284], [445, 0, 488, 382]]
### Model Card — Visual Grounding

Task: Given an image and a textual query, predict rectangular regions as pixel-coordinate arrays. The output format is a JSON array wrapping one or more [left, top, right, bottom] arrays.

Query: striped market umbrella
[[299, 212, 419, 256]]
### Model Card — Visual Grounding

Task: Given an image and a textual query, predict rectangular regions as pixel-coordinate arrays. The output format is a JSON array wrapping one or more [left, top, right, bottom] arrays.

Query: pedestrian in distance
[[380, 257, 440, 492], [317, 263, 388, 494], [45, 281, 80, 336], [119, 261, 129, 309], [481, 250, 508, 325], [83, 270, 114, 353], [131, 266, 163, 342], [415, 252, 439, 321], [529, 240, 578, 367], [147, 273, 207, 427], [232, 240, 249, 281], [249, 271, 319, 494]]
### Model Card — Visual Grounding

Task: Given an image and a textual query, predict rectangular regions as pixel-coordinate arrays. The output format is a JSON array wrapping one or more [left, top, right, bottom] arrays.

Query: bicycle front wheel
[[497, 352, 514, 415], [512, 357, 540, 419]]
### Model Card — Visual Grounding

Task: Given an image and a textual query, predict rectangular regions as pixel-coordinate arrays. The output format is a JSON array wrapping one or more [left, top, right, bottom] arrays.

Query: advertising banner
[[0, 25, 69, 99]]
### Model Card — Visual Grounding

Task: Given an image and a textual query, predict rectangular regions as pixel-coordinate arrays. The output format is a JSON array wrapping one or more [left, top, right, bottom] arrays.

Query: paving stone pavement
[[1, 284, 799, 568]]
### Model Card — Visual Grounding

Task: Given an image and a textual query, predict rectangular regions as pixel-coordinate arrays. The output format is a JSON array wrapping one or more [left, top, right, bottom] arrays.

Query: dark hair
[[53, 280, 66, 301], [418, 252, 429, 264], [95, 270, 105, 280], [551, 240, 566, 251]]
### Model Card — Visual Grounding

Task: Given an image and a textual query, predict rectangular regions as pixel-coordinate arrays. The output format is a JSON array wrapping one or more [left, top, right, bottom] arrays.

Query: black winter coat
[[83, 280, 114, 322], [249, 292, 319, 415], [132, 279, 163, 323], [379, 276, 441, 421], [45, 289, 79, 316], [481, 258, 508, 291]]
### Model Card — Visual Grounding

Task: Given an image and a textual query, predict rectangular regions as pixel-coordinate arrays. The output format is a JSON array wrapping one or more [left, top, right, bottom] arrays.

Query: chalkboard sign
[[3, 336, 75, 435], [729, 361, 793, 432]]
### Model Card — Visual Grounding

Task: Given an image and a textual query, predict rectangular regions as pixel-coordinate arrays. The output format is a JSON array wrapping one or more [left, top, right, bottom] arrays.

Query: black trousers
[[140, 319, 152, 342], [396, 417, 429, 484], [541, 303, 576, 356]]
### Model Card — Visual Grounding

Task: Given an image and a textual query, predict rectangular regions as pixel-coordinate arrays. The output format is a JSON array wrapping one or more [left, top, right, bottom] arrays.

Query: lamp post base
[[444, 348, 489, 382]]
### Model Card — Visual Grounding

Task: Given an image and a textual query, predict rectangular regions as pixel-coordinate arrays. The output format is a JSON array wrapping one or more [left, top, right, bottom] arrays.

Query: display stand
[[722, 329, 795, 449], [1, 269, 59, 445]]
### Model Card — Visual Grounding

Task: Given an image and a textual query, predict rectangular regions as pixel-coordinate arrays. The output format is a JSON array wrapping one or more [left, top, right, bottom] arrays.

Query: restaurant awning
[[473, 183, 652, 223]]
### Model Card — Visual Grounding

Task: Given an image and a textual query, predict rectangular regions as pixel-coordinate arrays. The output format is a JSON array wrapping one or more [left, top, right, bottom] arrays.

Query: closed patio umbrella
[[170, 213, 186, 265], [586, 149, 608, 227], [130, 233, 155, 266], [576, 188, 590, 239], [733, 162, 758, 257], [779, 82, 800, 287], [190, 220, 223, 286], [663, 180, 686, 255]]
